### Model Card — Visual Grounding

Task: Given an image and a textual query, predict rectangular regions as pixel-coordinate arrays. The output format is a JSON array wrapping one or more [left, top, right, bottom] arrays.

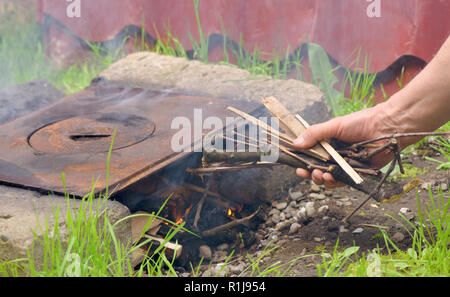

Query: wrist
[[375, 93, 427, 149]]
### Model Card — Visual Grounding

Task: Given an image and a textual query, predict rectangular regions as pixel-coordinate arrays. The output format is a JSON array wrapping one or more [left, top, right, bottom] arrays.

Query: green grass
[[317, 187, 450, 277], [425, 136, 450, 170], [0, 7, 119, 94]]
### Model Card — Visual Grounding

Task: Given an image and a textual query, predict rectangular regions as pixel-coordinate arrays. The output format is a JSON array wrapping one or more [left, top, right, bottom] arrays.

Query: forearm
[[380, 36, 450, 134]]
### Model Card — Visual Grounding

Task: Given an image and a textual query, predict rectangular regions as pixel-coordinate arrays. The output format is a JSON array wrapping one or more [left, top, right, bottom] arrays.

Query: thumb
[[293, 119, 340, 149]]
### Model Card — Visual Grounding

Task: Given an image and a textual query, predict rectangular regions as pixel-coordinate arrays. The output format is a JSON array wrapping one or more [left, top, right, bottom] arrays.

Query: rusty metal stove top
[[0, 80, 256, 197]]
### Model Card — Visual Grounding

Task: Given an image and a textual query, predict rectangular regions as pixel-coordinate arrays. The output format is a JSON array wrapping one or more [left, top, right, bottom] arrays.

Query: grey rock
[[284, 210, 292, 219], [288, 201, 298, 208], [269, 208, 280, 216], [288, 189, 304, 201], [0, 185, 131, 270], [289, 222, 302, 234], [310, 184, 321, 193], [305, 202, 316, 217], [216, 243, 230, 251], [275, 221, 290, 231], [440, 183, 448, 191], [399, 208, 415, 220], [214, 263, 229, 277], [199, 245, 212, 260], [339, 226, 349, 233], [352, 227, 364, 234], [391, 232, 405, 243], [421, 182, 433, 190], [275, 202, 288, 211], [308, 193, 322, 199], [271, 213, 281, 224], [318, 205, 329, 214], [230, 263, 245, 275], [324, 190, 333, 197], [294, 207, 307, 222]]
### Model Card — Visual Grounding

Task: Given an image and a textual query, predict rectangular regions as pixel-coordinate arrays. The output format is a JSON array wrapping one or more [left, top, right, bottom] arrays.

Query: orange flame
[[227, 207, 236, 219]]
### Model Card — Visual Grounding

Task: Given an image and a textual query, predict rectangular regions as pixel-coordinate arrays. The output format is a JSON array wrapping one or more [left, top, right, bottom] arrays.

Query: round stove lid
[[28, 113, 156, 154]]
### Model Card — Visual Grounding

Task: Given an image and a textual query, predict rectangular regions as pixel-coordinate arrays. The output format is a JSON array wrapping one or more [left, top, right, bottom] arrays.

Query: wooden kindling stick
[[295, 114, 364, 185], [261, 96, 330, 162]]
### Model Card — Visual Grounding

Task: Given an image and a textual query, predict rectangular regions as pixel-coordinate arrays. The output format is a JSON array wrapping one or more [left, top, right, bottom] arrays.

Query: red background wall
[[37, 0, 450, 101]]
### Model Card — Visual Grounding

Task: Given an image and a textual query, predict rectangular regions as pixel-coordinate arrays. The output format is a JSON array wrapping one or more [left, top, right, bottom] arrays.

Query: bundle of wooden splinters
[[198, 97, 450, 222]]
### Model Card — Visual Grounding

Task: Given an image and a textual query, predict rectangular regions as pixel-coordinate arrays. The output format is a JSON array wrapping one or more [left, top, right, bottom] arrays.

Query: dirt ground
[[234, 151, 449, 277]]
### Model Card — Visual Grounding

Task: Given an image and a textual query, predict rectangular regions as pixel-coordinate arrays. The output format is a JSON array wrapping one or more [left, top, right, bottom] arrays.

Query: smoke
[[0, 0, 48, 90]]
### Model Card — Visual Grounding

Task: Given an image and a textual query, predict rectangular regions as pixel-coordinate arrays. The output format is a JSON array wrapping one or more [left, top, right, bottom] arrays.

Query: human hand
[[293, 104, 402, 188]]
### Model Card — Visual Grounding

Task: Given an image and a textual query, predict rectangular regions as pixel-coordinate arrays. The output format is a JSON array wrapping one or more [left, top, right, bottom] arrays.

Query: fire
[[226, 204, 243, 220], [175, 204, 193, 225]]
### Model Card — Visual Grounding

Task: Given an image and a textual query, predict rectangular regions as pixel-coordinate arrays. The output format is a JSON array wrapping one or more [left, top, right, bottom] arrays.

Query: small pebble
[[399, 208, 415, 220], [269, 208, 280, 216], [305, 202, 315, 217], [289, 189, 304, 201], [440, 183, 448, 191], [199, 245, 212, 260], [275, 221, 290, 231], [272, 213, 281, 223], [289, 222, 302, 234], [216, 243, 229, 251], [294, 207, 307, 222], [309, 193, 326, 200], [318, 205, 329, 214], [352, 227, 364, 234], [230, 263, 245, 274], [276, 202, 288, 210], [339, 226, 349, 233], [310, 184, 321, 193], [324, 190, 333, 197], [391, 232, 405, 242]]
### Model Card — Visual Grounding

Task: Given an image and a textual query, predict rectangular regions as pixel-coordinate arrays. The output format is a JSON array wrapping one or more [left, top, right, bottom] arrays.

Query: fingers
[[293, 119, 341, 150], [294, 118, 346, 189], [296, 168, 346, 189]]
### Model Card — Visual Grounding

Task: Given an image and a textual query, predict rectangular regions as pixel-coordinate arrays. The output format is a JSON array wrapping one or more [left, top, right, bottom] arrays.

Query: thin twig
[[202, 207, 261, 237], [357, 223, 390, 230], [343, 157, 397, 223], [350, 131, 450, 150], [186, 163, 282, 174]]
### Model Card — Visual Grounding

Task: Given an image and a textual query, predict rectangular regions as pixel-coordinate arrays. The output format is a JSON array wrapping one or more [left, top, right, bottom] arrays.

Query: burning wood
[[201, 207, 261, 238]]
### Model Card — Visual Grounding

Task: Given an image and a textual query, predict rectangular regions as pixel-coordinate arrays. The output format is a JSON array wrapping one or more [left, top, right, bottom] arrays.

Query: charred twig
[[193, 179, 211, 231], [202, 207, 261, 237], [183, 183, 231, 209], [186, 163, 282, 174], [357, 139, 396, 162]]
